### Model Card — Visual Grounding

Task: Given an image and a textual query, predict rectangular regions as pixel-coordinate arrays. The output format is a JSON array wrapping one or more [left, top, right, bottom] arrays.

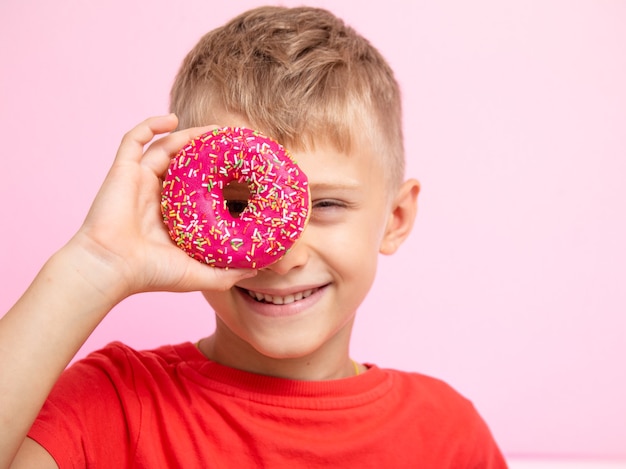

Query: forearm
[[0, 116, 255, 467], [0, 240, 126, 466]]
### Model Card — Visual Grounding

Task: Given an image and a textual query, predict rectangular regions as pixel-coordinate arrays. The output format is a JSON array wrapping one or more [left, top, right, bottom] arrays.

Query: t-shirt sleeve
[[463, 402, 508, 468], [27, 344, 137, 468], [404, 372, 508, 468]]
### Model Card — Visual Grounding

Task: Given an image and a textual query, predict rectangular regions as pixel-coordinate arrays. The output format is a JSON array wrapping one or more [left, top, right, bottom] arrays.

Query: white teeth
[[247, 288, 318, 304]]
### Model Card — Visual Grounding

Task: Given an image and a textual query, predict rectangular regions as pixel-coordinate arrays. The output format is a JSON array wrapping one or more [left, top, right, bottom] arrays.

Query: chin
[[246, 332, 324, 360]]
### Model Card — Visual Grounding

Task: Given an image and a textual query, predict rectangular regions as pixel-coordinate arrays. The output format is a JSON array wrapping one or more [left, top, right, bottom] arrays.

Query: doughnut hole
[[224, 180, 252, 217]]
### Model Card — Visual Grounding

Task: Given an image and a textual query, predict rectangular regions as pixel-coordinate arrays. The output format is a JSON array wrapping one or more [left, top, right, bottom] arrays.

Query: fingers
[[115, 114, 179, 164], [168, 259, 258, 293], [141, 124, 220, 176], [114, 115, 221, 177], [197, 267, 258, 293], [106, 116, 250, 294]]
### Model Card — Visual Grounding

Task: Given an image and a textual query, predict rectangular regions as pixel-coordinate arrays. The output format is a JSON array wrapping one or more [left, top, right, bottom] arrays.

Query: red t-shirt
[[28, 342, 507, 468]]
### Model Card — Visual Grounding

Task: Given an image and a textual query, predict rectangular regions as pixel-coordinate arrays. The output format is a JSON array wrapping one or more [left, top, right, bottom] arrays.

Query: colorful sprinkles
[[161, 127, 310, 269]]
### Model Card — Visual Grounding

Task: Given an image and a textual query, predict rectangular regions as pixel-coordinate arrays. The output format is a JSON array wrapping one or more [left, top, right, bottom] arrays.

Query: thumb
[[173, 263, 258, 293]]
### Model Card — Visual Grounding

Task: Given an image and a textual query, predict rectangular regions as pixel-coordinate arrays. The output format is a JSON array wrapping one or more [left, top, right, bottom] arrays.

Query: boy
[[1, 6, 507, 468]]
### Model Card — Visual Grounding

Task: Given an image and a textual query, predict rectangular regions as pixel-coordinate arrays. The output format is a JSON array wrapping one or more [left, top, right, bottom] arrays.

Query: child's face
[[201, 123, 417, 370]]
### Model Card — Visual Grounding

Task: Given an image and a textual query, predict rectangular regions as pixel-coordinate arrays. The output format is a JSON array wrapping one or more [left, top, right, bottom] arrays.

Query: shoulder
[[80, 340, 194, 365], [382, 367, 475, 409], [41, 341, 200, 407], [385, 370, 506, 468], [377, 367, 506, 466], [26, 342, 187, 467], [27, 342, 202, 465], [71, 341, 198, 377]]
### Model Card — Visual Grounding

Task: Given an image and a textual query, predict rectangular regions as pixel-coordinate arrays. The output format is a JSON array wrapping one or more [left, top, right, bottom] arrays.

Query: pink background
[[1, 0, 625, 461]]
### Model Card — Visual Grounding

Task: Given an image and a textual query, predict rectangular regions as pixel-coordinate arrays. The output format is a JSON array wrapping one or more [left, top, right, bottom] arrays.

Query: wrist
[[50, 234, 134, 312]]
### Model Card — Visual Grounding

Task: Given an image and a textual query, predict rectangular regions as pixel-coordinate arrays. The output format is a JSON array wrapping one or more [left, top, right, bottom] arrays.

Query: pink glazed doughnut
[[161, 127, 310, 269]]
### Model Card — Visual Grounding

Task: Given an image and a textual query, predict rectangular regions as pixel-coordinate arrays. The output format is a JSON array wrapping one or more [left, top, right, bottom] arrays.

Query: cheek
[[201, 291, 233, 318], [346, 208, 389, 253], [318, 218, 382, 277]]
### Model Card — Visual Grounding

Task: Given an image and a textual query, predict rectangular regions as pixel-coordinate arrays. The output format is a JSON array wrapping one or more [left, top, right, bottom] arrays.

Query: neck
[[197, 319, 360, 381]]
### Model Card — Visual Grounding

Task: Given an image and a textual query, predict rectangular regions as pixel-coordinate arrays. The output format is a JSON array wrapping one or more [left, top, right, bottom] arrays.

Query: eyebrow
[[308, 182, 361, 192]]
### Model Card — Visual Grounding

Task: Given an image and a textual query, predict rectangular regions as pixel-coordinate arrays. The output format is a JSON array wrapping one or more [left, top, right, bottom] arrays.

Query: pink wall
[[1, 0, 625, 460]]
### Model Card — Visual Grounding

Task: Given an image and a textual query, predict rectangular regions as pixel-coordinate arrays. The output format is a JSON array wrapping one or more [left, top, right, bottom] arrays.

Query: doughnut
[[161, 127, 310, 269]]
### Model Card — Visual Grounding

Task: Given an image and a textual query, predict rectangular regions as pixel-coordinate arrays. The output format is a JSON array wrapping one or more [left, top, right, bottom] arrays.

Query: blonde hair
[[170, 6, 405, 187]]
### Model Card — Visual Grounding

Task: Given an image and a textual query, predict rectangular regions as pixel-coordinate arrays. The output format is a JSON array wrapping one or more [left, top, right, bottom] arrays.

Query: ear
[[379, 179, 420, 255]]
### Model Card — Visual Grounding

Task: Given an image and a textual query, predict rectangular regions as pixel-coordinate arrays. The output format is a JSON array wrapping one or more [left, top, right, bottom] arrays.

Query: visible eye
[[309, 199, 350, 224], [226, 200, 249, 217], [312, 199, 346, 210], [223, 181, 251, 218]]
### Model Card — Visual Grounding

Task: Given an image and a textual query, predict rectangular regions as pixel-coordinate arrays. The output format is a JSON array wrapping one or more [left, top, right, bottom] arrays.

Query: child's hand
[[69, 114, 256, 303], [0, 115, 258, 464]]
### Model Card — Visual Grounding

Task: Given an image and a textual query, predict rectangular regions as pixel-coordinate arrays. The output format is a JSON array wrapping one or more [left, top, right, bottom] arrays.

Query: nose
[[261, 231, 309, 275]]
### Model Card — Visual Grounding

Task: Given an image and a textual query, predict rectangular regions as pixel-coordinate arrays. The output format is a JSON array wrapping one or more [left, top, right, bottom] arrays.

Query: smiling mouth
[[243, 287, 320, 305]]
